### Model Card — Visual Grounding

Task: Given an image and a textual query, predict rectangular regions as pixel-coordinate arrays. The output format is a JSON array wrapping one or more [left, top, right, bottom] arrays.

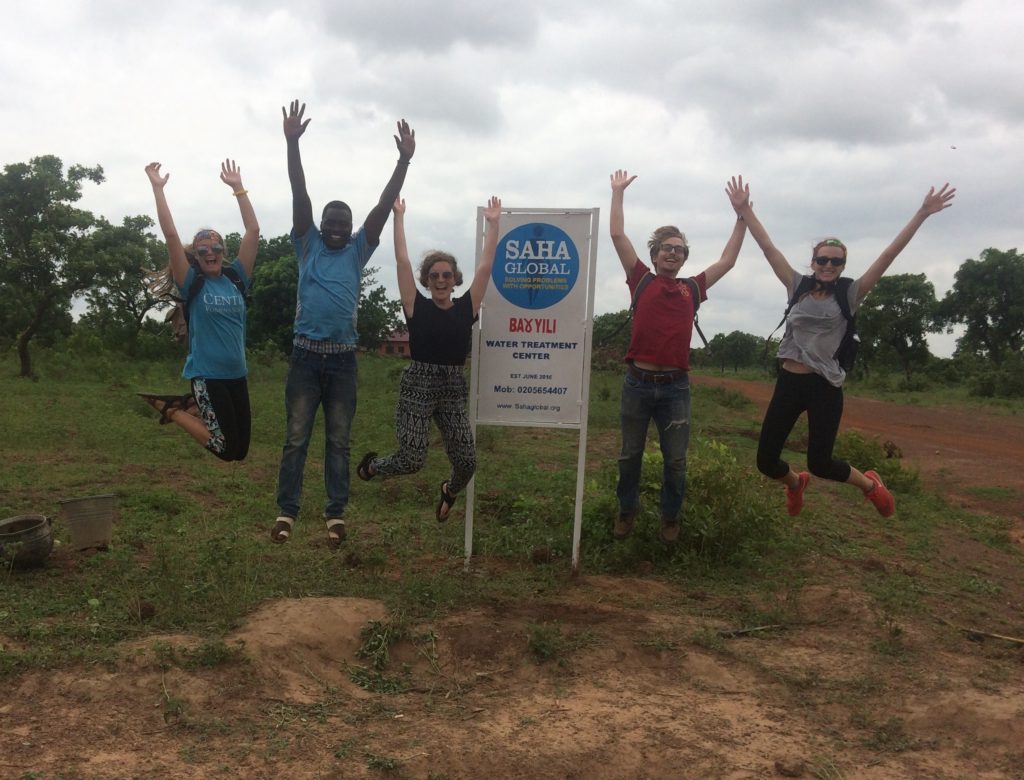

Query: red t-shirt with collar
[[624, 259, 707, 371]]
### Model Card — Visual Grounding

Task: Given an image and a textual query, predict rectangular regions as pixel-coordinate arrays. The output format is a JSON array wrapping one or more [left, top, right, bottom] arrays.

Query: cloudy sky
[[3, 0, 1020, 356]]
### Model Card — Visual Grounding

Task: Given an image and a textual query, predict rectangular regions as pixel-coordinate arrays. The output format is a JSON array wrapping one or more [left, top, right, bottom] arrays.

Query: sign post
[[466, 207, 599, 573]]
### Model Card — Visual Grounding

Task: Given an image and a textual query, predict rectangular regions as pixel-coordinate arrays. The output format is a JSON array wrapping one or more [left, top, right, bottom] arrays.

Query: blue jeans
[[616, 372, 691, 521], [276, 348, 357, 519]]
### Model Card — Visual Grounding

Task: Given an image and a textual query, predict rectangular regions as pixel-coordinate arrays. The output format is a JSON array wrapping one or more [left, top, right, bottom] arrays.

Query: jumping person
[[271, 100, 416, 548], [356, 196, 502, 521], [610, 170, 748, 545], [140, 160, 258, 461], [728, 176, 955, 517]]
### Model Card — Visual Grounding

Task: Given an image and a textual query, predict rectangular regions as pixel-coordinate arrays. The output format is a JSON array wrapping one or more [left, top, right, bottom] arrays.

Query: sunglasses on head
[[659, 243, 688, 256], [813, 255, 846, 267], [428, 270, 454, 280], [195, 244, 225, 258]]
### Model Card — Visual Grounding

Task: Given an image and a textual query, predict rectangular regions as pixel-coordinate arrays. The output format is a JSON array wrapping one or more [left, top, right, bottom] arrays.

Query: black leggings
[[192, 377, 251, 462], [756, 370, 851, 483]]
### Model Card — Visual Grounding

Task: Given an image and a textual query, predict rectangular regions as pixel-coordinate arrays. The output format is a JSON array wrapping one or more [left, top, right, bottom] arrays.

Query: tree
[[357, 265, 403, 350], [0, 156, 104, 376], [245, 234, 300, 352], [857, 273, 937, 379], [937, 248, 1024, 366], [705, 330, 762, 373], [78, 215, 167, 355]]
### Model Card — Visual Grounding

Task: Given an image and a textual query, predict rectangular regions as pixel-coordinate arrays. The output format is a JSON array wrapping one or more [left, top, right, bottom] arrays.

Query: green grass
[[0, 349, 1019, 679]]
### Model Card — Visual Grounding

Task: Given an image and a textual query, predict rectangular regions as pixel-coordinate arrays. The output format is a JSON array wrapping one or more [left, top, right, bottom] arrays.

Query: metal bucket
[[0, 514, 54, 568], [59, 494, 116, 551]]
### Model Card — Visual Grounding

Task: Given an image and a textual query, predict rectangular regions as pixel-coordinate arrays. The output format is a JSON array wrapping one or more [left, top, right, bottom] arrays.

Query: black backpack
[[768, 275, 859, 371], [161, 264, 248, 344]]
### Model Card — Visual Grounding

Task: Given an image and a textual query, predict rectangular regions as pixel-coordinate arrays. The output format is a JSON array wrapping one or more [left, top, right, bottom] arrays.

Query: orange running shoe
[[786, 471, 810, 516], [863, 470, 895, 518]]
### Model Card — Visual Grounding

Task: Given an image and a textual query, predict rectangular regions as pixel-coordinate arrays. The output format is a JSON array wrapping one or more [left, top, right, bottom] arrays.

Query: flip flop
[[270, 516, 294, 544], [356, 451, 377, 481], [326, 518, 346, 550], [436, 481, 456, 523]]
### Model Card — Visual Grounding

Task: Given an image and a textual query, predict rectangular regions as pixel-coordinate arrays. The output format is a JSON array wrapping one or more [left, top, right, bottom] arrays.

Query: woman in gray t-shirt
[[727, 177, 955, 518]]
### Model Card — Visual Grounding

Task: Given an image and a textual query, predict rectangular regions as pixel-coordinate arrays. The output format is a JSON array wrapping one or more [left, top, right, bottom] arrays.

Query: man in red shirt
[[609, 170, 747, 544]]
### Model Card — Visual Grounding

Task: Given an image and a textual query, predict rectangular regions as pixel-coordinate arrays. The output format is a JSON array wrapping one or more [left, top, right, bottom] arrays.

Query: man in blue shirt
[[272, 100, 416, 549]]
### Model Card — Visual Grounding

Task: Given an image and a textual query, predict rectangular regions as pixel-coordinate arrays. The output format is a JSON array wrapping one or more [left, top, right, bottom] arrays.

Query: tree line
[[0, 156, 403, 377], [3, 156, 1022, 396]]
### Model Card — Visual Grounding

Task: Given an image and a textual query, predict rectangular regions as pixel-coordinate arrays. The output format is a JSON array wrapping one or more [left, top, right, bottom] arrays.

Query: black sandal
[[436, 481, 456, 523], [138, 393, 192, 425], [356, 452, 377, 481]]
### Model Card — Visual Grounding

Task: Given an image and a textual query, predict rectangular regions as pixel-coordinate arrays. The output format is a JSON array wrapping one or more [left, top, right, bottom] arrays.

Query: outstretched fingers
[[483, 196, 502, 222], [394, 118, 416, 160], [610, 169, 637, 192], [725, 175, 750, 210], [924, 182, 956, 213], [282, 99, 311, 138], [220, 158, 243, 188]]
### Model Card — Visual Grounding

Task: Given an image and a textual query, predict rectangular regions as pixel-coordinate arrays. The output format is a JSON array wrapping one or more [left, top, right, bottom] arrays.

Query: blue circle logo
[[492, 223, 579, 310]]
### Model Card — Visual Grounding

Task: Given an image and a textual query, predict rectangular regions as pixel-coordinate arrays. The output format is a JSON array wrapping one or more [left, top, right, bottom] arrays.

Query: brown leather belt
[[627, 365, 687, 384]]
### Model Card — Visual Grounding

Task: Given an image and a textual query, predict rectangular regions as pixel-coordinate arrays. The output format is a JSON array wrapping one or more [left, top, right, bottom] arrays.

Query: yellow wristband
[[232, 189, 248, 198]]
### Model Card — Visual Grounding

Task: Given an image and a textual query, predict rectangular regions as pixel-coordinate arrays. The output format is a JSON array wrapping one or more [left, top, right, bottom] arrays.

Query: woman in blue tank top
[[140, 159, 259, 461]]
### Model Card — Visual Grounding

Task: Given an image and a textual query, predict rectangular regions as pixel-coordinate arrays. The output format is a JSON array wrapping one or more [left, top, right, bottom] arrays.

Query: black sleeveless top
[[407, 291, 477, 365]]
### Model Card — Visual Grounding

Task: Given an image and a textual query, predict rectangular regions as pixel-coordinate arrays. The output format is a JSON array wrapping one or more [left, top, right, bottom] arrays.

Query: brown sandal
[[326, 519, 346, 550], [270, 516, 294, 544]]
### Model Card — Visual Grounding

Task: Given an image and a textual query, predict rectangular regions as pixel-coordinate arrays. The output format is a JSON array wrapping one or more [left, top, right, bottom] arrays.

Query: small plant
[[348, 664, 408, 694], [527, 624, 569, 663], [366, 752, 402, 772], [357, 617, 408, 671]]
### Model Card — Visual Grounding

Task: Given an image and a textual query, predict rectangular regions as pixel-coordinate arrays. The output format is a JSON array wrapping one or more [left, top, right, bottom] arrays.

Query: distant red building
[[378, 329, 410, 357]]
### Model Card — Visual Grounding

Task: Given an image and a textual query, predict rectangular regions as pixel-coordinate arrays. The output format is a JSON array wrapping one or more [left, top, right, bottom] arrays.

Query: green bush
[[834, 431, 919, 493]]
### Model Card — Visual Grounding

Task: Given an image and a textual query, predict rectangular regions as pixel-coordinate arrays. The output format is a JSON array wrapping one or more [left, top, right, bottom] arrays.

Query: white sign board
[[473, 208, 598, 428]]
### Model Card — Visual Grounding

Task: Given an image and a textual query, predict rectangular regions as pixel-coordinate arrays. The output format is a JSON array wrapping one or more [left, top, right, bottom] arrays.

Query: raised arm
[[469, 196, 502, 316], [392, 198, 417, 318], [609, 169, 640, 275], [145, 162, 189, 287], [282, 99, 313, 236], [856, 184, 956, 300], [220, 159, 259, 278], [701, 182, 747, 289], [363, 119, 416, 245], [729, 176, 793, 287]]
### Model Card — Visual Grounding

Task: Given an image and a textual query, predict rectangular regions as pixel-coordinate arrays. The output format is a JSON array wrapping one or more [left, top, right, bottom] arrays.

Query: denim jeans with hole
[[616, 372, 691, 521], [276, 348, 357, 519]]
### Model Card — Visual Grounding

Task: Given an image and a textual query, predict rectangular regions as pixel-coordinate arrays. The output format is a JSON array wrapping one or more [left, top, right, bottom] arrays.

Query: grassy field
[[1, 350, 1022, 778]]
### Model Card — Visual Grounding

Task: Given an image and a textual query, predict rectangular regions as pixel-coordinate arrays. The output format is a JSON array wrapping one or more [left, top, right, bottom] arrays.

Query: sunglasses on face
[[659, 244, 687, 256], [428, 270, 454, 281], [813, 256, 846, 267], [195, 244, 225, 258]]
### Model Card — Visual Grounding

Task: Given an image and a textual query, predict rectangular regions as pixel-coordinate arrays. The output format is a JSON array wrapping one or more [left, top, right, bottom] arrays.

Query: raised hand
[[220, 159, 244, 191], [920, 183, 956, 215], [394, 118, 416, 161], [483, 196, 502, 224], [145, 162, 169, 188], [282, 99, 311, 140], [392, 196, 406, 216], [610, 169, 637, 193], [725, 175, 750, 213]]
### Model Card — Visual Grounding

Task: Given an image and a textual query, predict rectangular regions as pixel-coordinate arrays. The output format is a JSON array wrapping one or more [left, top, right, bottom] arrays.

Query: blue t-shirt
[[292, 225, 374, 345], [178, 259, 250, 380]]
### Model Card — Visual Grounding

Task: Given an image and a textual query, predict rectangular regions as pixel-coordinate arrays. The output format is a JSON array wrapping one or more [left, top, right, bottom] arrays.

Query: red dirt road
[[697, 375, 1024, 524]]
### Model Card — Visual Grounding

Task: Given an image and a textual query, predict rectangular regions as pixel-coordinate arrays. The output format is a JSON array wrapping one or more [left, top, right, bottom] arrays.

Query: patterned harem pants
[[371, 361, 476, 494]]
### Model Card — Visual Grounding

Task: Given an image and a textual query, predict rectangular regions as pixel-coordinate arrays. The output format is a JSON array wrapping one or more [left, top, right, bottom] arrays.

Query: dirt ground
[[2, 382, 1022, 779]]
